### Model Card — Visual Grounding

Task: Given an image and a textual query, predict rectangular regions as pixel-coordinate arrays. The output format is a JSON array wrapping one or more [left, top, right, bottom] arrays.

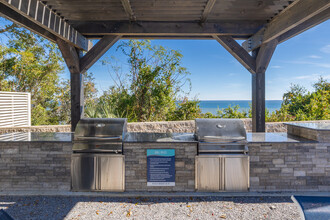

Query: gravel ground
[[0, 196, 299, 220]]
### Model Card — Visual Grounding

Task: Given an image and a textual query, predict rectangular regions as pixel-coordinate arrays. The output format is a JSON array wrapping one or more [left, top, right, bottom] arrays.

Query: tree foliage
[[268, 77, 330, 121], [0, 24, 64, 125], [86, 40, 197, 122], [0, 20, 97, 125]]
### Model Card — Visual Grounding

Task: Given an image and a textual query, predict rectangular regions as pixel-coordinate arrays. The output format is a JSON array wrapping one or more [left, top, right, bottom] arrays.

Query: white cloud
[[286, 60, 330, 68], [292, 74, 330, 80], [270, 65, 281, 69], [308, 55, 322, 59], [320, 45, 330, 54]]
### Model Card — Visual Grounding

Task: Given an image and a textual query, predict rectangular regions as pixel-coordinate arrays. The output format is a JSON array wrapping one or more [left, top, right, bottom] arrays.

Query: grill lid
[[74, 118, 127, 140], [195, 118, 246, 142]]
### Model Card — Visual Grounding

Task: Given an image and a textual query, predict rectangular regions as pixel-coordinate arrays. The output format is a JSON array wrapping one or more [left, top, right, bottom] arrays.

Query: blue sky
[[85, 20, 330, 100], [1, 17, 330, 100]]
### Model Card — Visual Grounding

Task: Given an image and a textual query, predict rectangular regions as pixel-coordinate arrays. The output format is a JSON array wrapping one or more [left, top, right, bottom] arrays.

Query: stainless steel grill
[[195, 118, 249, 191], [195, 118, 248, 154], [71, 118, 127, 192], [73, 118, 127, 153]]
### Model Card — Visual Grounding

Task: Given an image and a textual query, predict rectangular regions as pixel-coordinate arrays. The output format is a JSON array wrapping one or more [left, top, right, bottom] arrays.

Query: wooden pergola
[[1, 0, 329, 132]]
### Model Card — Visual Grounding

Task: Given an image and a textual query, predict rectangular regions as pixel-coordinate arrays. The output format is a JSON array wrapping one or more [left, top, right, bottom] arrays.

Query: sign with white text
[[147, 149, 175, 186]]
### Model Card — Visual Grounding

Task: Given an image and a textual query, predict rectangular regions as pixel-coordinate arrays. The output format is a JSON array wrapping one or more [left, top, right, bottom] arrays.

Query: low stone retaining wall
[[0, 142, 71, 191], [1, 120, 329, 134], [249, 142, 330, 192]]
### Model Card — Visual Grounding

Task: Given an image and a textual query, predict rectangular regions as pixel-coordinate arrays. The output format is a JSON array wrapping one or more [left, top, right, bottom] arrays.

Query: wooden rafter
[[277, 7, 330, 44], [200, 0, 216, 23], [80, 35, 121, 74], [242, 0, 330, 52], [121, 0, 136, 21], [71, 21, 264, 37], [213, 35, 256, 74], [0, 0, 88, 50]]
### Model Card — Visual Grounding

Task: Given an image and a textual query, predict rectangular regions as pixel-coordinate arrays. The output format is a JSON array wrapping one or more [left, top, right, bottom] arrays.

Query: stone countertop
[[124, 132, 197, 143], [0, 132, 316, 143], [0, 132, 73, 142], [246, 132, 316, 143], [284, 122, 330, 131]]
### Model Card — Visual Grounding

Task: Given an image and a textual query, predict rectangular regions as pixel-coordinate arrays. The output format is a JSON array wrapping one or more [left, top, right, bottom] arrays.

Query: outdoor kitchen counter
[[123, 132, 196, 143], [0, 132, 318, 143], [0, 132, 72, 142], [123, 132, 316, 143], [246, 132, 316, 143]]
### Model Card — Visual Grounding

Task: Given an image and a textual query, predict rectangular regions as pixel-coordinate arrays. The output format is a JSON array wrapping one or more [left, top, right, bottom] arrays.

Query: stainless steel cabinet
[[71, 154, 125, 192], [98, 156, 125, 191], [195, 154, 249, 192], [72, 154, 96, 190]]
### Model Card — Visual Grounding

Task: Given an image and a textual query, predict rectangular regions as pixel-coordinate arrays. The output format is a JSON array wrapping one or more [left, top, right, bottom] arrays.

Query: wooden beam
[[200, 0, 216, 23], [242, 0, 330, 51], [251, 40, 278, 132], [80, 35, 121, 74], [252, 69, 265, 132], [56, 38, 80, 74], [56, 38, 84, 131], [255, 39, 278, 73], [0, 0, 88, 50], [277, 7, 330, 44], [71, 21, 264, 37], [70, 71, 84, 132], [213, 35, 256, 74], [120, 0, 136, 21]]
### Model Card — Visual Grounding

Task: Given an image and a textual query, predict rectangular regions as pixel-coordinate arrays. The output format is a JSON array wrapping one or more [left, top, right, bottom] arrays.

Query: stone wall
[[124, 143, 197, 192], [0, 125, 71, 134], [1, 120, 330, 134], [248, 142, 330, 192], [0, 142, 71, 191]]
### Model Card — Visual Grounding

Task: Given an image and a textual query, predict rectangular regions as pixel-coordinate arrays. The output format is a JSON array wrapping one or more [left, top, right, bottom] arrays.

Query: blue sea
[[199, 100, 282, 114]]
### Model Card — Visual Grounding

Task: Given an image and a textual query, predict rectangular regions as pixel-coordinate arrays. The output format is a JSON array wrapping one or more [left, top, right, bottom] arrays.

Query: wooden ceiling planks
[[42, 0, 295, 23]]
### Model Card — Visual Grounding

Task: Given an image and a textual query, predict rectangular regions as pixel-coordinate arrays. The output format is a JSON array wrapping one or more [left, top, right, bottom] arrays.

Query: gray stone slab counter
[[123, 133, 197, 192], [285, 122, 330, 142]]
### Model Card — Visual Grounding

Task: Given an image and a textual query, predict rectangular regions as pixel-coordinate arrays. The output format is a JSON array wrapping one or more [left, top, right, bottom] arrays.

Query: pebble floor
[[0, 196, 299, 220]]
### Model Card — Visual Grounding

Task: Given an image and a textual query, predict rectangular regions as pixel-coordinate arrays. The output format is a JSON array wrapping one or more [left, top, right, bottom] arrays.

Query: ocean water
[[199, 100, 282, 115]]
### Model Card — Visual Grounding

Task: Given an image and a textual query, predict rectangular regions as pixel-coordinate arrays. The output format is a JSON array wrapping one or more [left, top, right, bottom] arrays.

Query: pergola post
[[252, 40, 278, 132], [251, 53, 266, 132], [56, 36, 121, 131], [56, 39, 84, 131], [71, 69, 84, 132]]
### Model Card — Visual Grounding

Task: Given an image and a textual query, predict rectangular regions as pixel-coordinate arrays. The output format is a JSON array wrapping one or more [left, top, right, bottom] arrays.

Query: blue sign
[[147, 149, 175, 186]]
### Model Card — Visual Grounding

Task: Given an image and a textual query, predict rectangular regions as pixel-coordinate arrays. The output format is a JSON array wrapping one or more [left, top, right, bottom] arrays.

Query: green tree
[[0, 23, 64, 125], [97, 40, 195, 122], [1, 19, 99, 125]]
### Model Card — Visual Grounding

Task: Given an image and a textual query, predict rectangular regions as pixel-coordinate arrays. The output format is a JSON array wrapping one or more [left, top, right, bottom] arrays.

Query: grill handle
[[75, 136, 121, 140]]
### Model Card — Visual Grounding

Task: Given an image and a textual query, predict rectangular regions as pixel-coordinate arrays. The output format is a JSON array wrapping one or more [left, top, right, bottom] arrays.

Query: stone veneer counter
[[0, 132, 315, 144], [285, 122, 330, 142], [0, 131, 329, 192]]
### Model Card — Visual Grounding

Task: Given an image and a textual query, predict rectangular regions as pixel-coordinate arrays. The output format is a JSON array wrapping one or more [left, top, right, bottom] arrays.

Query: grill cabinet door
[[97, 155, 125, 191], [196, 156, 221, 191], [224, 156, 249, 191], [71, 154, 96, 191]]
